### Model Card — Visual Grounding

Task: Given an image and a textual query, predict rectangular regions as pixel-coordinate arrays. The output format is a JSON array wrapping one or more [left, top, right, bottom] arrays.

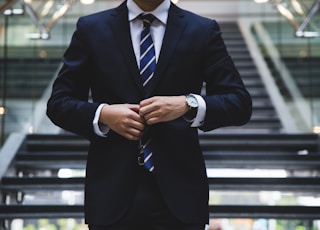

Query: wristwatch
[[185, 94, 199, 121]]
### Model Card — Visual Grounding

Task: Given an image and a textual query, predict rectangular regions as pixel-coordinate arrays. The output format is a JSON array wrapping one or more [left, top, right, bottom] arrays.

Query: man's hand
[[99, 104, 145, 141], [139, 96, 189, 125]]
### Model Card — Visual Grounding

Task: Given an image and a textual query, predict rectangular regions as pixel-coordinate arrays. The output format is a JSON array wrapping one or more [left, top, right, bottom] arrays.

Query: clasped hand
[[99, 96, 188, 140]]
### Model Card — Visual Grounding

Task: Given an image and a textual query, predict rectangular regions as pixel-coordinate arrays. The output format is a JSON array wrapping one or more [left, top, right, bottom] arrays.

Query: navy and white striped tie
[[140, 14, 156, 96], [139, 14, 156, 172]]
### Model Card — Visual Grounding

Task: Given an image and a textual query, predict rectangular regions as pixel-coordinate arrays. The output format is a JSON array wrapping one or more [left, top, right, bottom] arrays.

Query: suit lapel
[[147, 4, 187, 97], [110, 2, 145, 96], [109, 3, 187, 98]]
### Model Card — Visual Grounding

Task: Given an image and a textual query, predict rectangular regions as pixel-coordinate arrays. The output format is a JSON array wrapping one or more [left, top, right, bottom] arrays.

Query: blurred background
[[0, 0, 319, 229]]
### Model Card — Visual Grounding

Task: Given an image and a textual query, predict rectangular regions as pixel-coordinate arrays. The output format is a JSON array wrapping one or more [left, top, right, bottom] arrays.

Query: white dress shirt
[[93, 0, 206, 136]]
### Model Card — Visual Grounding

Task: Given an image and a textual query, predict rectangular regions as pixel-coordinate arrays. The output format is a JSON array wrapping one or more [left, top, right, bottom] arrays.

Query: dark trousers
[[88, 166, 205, 230]]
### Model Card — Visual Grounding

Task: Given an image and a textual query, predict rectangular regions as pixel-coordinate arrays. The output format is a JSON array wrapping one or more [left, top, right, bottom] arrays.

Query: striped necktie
[[139, 14, 156, 172], [140, 14, 156, 96]]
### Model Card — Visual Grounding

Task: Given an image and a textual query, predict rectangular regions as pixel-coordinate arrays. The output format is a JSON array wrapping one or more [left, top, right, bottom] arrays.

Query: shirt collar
[[127, 0, 170, 25]]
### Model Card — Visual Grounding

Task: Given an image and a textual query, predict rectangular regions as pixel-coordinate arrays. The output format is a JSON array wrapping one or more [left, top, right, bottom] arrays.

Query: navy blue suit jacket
[[47, 1, 252, 226]]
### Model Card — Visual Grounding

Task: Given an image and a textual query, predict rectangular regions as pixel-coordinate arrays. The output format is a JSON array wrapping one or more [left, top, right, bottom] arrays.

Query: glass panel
[[0, 0, 78, 145], [244, 0, 320, 132], [1, 0, 117, 145], [209, 219, 320, 230]]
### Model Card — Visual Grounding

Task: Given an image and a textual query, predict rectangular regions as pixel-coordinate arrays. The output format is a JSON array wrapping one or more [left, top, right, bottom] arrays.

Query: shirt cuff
[[93, 103, 110, 137], [190, 94, 206, 127]]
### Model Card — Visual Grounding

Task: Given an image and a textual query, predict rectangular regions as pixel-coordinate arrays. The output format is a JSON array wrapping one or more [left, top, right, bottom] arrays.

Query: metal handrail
[[271, 0, 320, 37], [296, 0, 320, 37], [0, 133, 25, 181]]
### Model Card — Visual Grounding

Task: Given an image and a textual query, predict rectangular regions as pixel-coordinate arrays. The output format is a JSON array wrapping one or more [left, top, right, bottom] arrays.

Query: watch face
[[187, 95, 198, 108]]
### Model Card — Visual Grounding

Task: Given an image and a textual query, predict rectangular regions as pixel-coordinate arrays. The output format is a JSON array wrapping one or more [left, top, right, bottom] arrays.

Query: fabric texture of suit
[[47, 0, 252, 226]]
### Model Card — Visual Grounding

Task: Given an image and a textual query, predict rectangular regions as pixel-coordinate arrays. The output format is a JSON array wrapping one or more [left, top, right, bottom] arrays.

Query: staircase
[[0, 133, 319, 223], [0, 58, 61, 99], [0, 57, 62, 135], [282, 57, 320, 98], [1, 22, 320, 229], [218, 22, 283, 134]]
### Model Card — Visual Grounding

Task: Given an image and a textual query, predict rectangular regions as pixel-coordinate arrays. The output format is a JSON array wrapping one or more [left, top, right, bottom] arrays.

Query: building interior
[[0, 0, 320, 229]]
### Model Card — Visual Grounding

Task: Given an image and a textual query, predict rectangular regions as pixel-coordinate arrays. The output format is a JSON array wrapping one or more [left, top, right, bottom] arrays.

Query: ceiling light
[[80, 0, 95, 5], [0, 106, 6, 115], [276, 4, 295, 21], [40, 0, 54, 17], [3, 8, 23, 15], [313, 126, 320, 134], [291, 0, 304, 15], [254, 0, 269, 3]]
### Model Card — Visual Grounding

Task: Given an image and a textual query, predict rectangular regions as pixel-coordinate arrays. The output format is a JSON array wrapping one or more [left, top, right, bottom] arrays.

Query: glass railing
[[239, 0, 320, 134], [0, 0, 76, 145], [0, 0, 123, 146]]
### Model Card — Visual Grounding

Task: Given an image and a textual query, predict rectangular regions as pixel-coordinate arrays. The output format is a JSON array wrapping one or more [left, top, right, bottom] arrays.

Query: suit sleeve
[[200, 20, 252, 131], [47, 17, 101, 140]]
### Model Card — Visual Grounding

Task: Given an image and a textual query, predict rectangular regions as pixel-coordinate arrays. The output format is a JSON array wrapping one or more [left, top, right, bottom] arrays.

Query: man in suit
[[47, 0, 252, 229]]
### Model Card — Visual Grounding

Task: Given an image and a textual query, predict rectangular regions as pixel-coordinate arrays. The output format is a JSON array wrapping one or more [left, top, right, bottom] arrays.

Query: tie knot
[[140, 14, 156, 28]]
